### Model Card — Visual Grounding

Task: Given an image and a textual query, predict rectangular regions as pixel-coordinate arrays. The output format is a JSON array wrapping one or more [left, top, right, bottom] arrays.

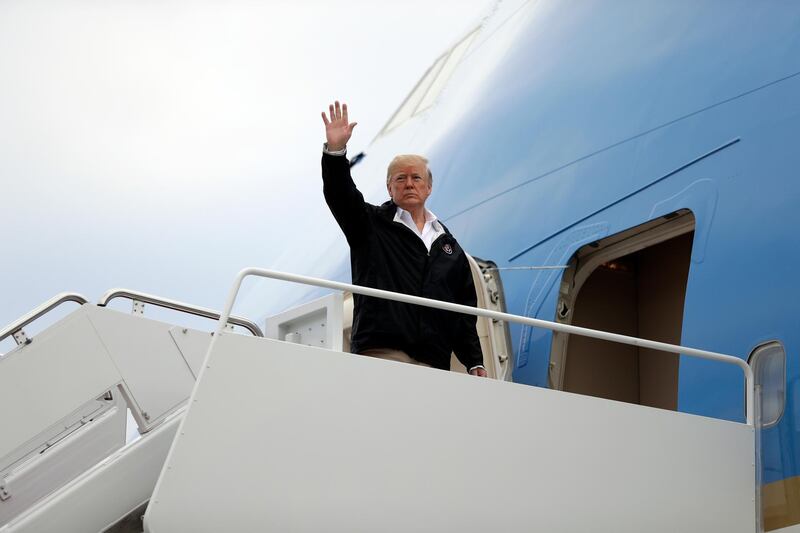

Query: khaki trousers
[[359, 348, 431, 368]]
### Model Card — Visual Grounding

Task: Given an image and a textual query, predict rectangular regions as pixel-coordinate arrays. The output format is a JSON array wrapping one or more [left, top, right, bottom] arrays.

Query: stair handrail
[[0, 292, 89, 348], [98, 288, 263, 337], [213, 268, 755, 426]]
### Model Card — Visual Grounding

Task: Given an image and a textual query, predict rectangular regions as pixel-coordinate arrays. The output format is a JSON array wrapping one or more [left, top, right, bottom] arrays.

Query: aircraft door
[[448, 255, 513, 381]]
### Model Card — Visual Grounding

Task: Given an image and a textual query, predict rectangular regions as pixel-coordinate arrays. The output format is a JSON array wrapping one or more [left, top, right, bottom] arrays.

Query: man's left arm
[[453, 257, 488, 378]]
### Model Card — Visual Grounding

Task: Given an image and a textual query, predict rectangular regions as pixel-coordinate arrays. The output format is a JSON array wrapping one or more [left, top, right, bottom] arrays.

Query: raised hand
[[321, 100, 357, 152]]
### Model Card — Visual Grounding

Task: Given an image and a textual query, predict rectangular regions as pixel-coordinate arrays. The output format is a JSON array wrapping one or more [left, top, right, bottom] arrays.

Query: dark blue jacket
[[322, 152, 483, 370]]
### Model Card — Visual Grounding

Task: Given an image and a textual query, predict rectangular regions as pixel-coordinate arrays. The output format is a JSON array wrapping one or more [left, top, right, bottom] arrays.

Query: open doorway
[[549, 210, 695, 410]]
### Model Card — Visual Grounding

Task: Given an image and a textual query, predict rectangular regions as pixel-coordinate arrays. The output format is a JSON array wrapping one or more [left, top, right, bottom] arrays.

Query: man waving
[[321, 101, 486, 376]]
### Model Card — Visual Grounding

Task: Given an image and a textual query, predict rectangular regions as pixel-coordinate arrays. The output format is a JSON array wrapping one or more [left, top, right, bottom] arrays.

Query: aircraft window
[[749, 341, 786, 428], [382, 53, 448, 133], [416, 28, 479, 112], [381, 26, 480, 134]]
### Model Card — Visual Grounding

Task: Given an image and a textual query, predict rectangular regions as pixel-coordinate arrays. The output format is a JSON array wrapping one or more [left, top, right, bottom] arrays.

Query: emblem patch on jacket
[[442, 243, 453, 255]]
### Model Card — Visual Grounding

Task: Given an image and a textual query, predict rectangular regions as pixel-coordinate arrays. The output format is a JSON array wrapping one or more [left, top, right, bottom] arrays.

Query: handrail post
[[215, 268, 258, 339]]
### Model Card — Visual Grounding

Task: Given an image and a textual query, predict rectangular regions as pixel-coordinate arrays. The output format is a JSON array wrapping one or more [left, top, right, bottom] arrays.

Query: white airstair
[[0, 291, 261, 532], [1, 269, 758, 532]]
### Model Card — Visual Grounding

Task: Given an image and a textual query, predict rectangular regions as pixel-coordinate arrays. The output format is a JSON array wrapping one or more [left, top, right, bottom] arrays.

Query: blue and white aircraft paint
[[270, 1, 800, 529], [2, 1, 798, 530]]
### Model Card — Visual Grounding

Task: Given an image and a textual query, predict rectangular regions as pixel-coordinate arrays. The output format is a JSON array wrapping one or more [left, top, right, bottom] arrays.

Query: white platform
[[145, 334, 756, 532]]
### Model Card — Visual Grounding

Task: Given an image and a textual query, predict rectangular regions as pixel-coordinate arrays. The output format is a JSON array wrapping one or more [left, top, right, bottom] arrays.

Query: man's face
[[387, 162, 432, 212]]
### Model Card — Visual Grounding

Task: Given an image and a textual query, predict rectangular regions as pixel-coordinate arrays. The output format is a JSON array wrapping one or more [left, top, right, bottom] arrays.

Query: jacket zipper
[[388, 217, 448, 344]]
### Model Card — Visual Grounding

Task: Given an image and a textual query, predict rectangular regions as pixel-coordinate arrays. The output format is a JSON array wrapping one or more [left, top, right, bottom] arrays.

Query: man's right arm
[[320, 101, 368, 246], [321, 151, 369, 246]]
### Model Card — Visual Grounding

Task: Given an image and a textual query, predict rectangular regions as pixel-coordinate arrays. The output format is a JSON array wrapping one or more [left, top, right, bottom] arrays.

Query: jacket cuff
[[323, 142, 347, 156]]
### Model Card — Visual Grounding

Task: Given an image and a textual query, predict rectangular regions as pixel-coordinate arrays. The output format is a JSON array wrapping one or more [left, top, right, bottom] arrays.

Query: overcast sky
[[0, 0, 492, 345]]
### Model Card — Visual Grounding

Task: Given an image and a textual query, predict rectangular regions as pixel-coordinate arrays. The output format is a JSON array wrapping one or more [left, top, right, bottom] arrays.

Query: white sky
[[0, 0, 492, 343]]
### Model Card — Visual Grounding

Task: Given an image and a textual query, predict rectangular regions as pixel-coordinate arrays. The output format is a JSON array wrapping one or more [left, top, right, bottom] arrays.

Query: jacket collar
[[378, 200, 452, 237], [377, 200, 398, 221]]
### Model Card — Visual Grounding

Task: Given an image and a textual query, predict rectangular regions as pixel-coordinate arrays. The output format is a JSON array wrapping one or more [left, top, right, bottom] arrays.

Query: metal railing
[[0, 292, 89, 347], [214, 268, 755, 426], [98, 288, 263, 337]]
